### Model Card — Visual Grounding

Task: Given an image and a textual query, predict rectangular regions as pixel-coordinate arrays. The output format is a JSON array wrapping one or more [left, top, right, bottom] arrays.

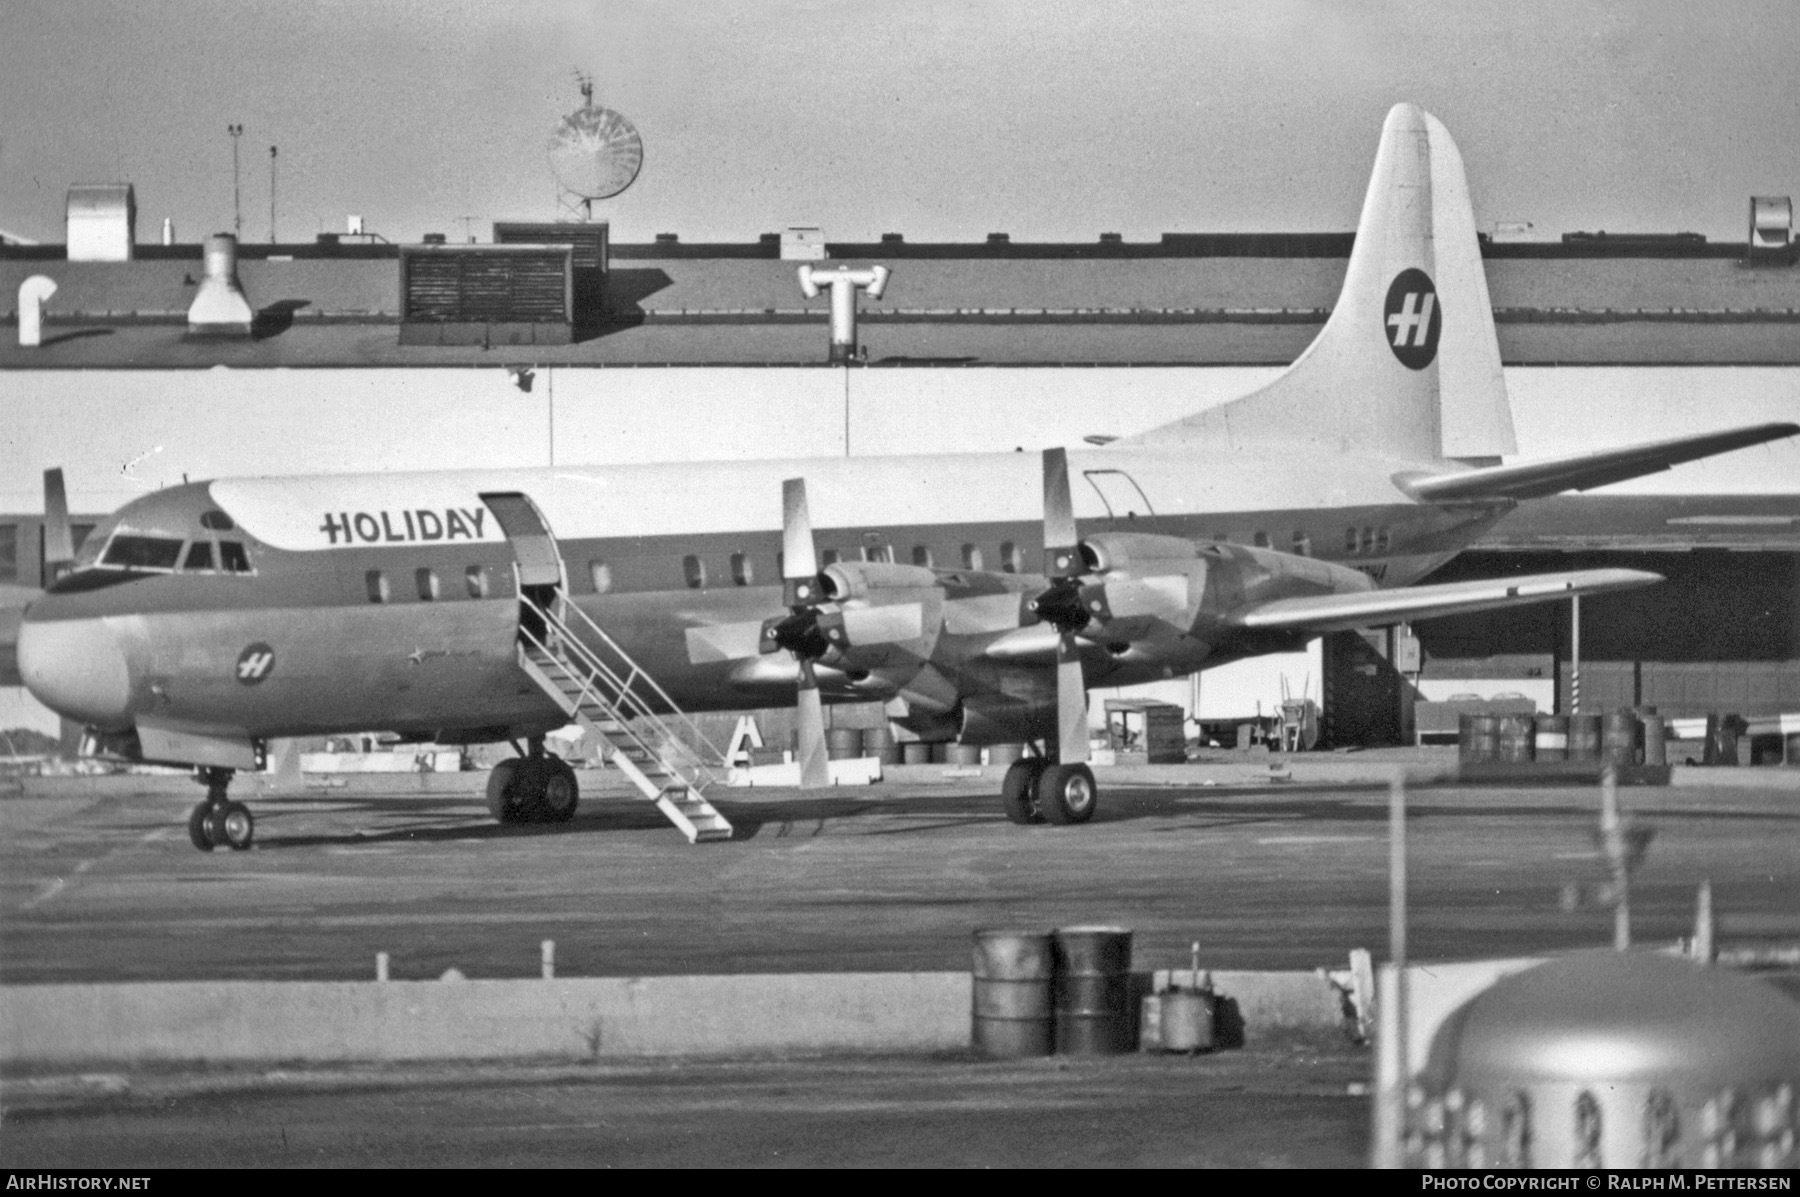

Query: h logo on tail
[[1383, 268, 1440, 370]]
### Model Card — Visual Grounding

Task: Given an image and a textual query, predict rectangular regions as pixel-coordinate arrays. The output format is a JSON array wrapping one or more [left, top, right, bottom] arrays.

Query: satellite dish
[[547, 80, 642, 209]]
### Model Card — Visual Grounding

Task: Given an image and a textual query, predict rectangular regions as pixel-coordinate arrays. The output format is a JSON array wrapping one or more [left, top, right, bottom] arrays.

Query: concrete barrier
[[1, 972, 972, 1067], [1, 967, 1357, 1068]]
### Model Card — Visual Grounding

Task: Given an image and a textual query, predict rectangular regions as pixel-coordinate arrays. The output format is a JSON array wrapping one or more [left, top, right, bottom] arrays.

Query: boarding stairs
[[514, 596, 733, 843]]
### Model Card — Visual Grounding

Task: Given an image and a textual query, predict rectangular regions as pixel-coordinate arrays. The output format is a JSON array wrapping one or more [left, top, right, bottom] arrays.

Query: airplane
[[5, 103, 1795, 852]]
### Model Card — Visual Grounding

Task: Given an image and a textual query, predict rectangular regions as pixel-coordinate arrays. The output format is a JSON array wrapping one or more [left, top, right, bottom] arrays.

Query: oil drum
[[1641, 714, 1667, 767], [1602, 708, 1639, 767], [862, 726, 901, 765], [826, 728, 863, 760], [947, 743, 982, 766], [970, 930, 1053, 1058], [1051, 926, 1135, 1055], [1533, 714, 1570, 762], [986, 743, 1024, 767], [1496, 714, 1536, 763], [1568, 713, 1603, 761], [1459, 714, 1500, 763], [901, 741, 933, 766]]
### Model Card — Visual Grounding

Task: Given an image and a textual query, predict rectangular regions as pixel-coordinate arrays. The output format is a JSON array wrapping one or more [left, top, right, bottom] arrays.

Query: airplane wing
[[1404, 422, 1799, 503], [1229, 568, 1660, 635]]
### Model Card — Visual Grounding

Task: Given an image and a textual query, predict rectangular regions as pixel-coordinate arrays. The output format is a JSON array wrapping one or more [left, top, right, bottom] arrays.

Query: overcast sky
[[2, 1, 1796, 245]]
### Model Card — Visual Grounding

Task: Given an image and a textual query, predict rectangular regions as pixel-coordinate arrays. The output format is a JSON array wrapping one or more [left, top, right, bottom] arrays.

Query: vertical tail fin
[[1123, 103, 1515, 463]]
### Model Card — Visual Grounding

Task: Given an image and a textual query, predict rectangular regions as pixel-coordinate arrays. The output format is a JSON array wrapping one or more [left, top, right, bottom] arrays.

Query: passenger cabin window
[[1000, 541, 1023, 573], [416, 568, 439, 601], [819, 549, 841, 567], [1360, 526, 1376, 555], [730, 552, 753, 586], [589, 561, 613, 595], [0, 523, 15, 583], [961, 544, 984, 571], [1345, 526, 1360, 555], [1292, 531, 1311, 557], [218, 541, 252, 574], [1376, 526, 1392, 554], [912, 545, 934, 568], [102, 535, 184, 571], [183, 542, 215, 571], [683, 555, 707, 590], [1252, 531, 1271, 549], [366, 570, 389, 604], [465, 566, 488, 599]]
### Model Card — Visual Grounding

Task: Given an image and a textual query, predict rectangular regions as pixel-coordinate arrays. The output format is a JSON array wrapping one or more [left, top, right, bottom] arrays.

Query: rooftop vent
[[186, 234, 254, 338]]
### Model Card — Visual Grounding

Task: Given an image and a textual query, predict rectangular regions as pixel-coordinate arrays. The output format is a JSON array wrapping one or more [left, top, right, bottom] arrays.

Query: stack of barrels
[[1458, 707, 1667, 767], [970, 927, 1135, 1057]]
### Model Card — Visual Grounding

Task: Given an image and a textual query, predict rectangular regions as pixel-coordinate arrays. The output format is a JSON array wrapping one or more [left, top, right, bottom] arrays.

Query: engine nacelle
[[1078, 532, 1198, 575], [820, 561, 941, 601], [1075, 532, 1208, 640]]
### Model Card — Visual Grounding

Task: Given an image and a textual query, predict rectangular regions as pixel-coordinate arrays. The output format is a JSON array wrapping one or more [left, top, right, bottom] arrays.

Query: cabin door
[[478, 491, 567, 645]]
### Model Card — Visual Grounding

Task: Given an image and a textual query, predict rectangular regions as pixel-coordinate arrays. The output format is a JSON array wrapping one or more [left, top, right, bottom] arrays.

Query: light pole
[[269, 145, 278, 244], [227, 124, 243, 238]]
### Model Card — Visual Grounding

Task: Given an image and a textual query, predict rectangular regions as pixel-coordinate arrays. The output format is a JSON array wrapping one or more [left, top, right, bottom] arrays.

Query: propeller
[[760, 478, 839, 789], [1027, 448, 1092, 765], [42, 468, 74, 585]]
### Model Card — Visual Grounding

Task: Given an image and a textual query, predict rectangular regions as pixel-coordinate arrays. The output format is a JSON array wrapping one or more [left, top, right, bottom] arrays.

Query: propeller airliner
[[6, 104, 1794, 850]]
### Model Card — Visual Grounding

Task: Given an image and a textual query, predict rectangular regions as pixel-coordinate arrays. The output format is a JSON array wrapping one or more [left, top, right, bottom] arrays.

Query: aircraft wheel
[[187, 802, 218, 852], [486, 759, 534, 823], [212, 801, 255, 851], [540, 759, 579, 823], [1000, 759, 1046, 825], [1035, 763, 1098, 826]]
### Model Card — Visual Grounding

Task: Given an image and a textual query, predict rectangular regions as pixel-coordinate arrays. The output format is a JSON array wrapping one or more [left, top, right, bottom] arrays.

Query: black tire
[[187, 802, 217, 852], [540, 759, 579, 822], [1036, 763, 1098, 825], [213, 801, 255, 850], [486, 759, 531, 823], [1000, 759, 1046, 825]]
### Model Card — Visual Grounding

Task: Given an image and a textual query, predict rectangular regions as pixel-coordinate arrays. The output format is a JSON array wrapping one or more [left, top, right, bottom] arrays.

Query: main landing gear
[[187, 766, 255, 852], [1000, 755, 1098, 827], [487, 738, 579, 825]]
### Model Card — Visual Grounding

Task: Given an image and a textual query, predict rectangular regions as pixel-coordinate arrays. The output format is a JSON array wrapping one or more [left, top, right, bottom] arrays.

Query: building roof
[[3, 242, 1798, 369]]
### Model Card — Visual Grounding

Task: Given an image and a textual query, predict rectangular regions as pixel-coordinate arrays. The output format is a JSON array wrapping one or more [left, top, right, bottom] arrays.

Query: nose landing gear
[[187, 766, 254, 851]]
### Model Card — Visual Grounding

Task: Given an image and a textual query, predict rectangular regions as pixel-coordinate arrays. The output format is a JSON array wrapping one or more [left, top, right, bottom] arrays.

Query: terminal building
[[3, 196, 1798, 752]]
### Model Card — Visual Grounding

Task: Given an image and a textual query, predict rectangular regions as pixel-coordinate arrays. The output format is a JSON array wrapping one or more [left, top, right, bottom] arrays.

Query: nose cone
[[18, 616, 134, 729]]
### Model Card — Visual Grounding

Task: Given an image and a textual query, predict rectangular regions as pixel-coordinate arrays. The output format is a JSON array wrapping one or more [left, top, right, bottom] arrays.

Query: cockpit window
[[101, 535, 184, 571], [183, 541, 216, 571], [200, 510, 236, 531], [219, 541, 252, 573]]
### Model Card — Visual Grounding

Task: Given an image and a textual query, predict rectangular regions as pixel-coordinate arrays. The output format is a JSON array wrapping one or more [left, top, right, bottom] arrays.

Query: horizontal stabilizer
[[1407, 423, 1799, 503], [1231, 568, 1661, 635]]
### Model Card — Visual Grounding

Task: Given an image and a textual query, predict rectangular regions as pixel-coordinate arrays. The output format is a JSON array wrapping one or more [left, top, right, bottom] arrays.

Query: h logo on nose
[[1382, 268, 1441, 370], [235, 644, 275, 684]]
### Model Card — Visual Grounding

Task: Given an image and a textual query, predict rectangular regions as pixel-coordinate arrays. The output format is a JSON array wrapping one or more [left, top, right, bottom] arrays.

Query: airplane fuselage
[[18, 445, 1501, 758]]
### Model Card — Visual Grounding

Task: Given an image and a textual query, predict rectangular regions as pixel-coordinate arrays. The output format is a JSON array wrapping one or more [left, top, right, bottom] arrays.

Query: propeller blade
[[794, 658, 832, 789], [683, 621, 771, 664], [781, 478, 820, 599], [43, 468, 73, 583], [1055, 633, 1089, 765], [1041, 448, 1080, 578], [839, 601, 924, 646]]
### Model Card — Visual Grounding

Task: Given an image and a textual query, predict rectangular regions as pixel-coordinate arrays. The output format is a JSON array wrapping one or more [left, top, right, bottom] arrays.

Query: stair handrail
[[517, 597, 728, 785], [543, 597, 730, 767]]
